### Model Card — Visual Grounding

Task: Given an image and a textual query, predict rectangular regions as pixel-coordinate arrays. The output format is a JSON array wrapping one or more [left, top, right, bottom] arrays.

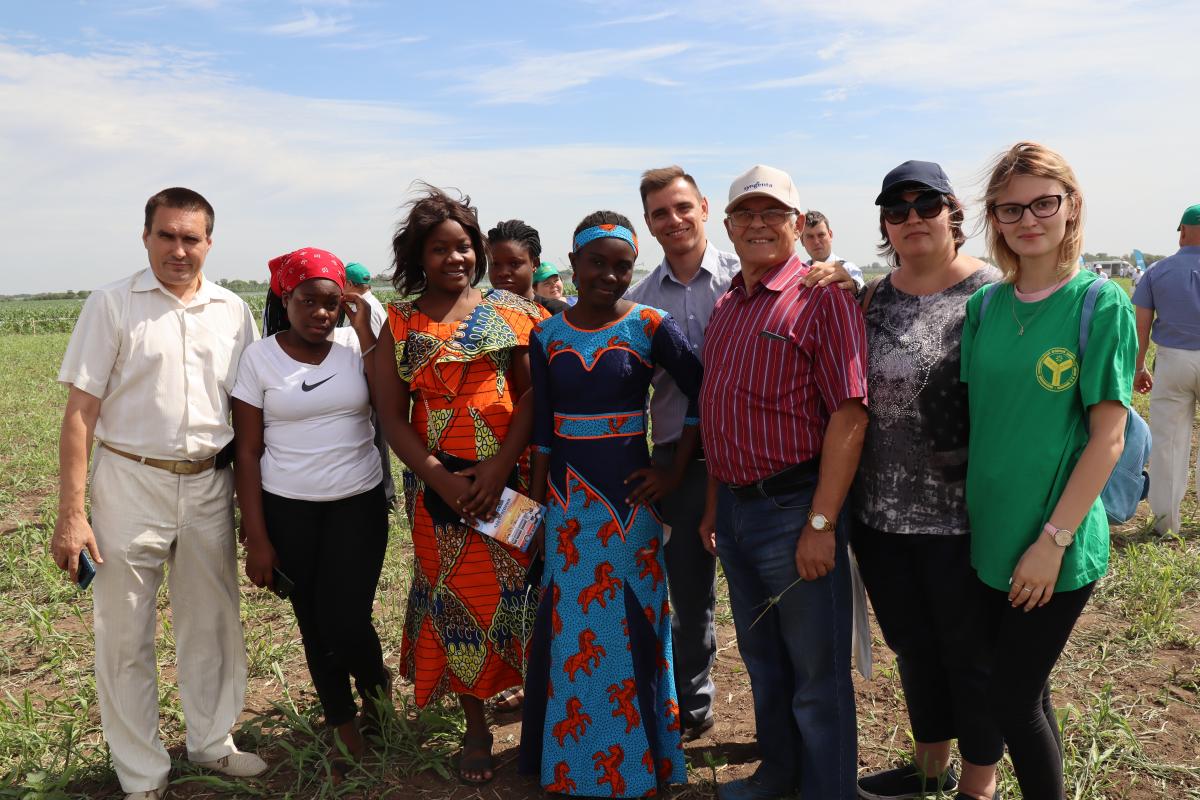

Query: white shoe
[[192, 749, 268, 777], [125, 786, 167, 800]]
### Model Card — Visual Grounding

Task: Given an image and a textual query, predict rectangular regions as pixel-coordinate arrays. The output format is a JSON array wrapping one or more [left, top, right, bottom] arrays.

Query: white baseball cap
[[725, 164, 803, 213]]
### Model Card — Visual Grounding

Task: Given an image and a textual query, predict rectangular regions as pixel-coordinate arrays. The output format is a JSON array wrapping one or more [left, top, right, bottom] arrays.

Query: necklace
[[1010, 291, 1051, 336]]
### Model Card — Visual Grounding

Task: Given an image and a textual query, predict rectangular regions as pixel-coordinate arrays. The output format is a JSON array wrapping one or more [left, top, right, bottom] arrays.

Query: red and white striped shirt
[[700, 255, 868, 485]]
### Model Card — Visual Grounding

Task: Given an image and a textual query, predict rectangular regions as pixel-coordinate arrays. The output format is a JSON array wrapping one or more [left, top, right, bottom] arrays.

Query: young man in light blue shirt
[[625, 166, 739, 740]]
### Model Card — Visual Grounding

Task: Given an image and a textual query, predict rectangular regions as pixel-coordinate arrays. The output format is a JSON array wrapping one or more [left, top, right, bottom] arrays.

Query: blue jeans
[[716, 482, 857, 799]]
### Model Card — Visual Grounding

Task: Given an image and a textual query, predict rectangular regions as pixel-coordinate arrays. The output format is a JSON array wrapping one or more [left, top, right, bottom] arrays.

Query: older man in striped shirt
[[698, 165, 868, 800]]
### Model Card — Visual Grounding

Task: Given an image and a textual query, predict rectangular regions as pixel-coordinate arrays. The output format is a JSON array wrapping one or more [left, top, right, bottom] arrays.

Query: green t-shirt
[[960, 271, 1135, 592]]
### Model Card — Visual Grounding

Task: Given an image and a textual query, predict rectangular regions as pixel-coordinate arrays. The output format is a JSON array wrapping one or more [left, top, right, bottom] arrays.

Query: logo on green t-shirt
[[1035, 347, 1079, 392]]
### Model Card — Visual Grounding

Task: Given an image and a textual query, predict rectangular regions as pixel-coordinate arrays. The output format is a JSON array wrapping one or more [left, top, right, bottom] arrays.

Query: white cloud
[[593, 10, 678, 27], [263, 9, 353, 38], [459, 43, 692, 104], [323, 33, 426, 51], [0, 42, 698, 292]]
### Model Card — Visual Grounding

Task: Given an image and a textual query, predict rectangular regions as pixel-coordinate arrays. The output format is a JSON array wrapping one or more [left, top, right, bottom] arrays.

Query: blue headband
[[572, 224, 639, 257]]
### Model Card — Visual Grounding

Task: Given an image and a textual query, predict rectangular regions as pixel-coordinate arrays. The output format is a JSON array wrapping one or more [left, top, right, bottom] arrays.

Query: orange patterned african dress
[[389, 288, 547, 706]]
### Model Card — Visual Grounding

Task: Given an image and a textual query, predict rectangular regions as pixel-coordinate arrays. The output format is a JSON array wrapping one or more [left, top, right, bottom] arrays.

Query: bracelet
[[361, 344, 377, 357]]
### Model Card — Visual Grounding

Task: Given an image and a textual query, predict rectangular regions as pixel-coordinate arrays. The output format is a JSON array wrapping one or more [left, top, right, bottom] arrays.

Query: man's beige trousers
[[1148, 345, 1200, 535], [90, 446, 247, 793]]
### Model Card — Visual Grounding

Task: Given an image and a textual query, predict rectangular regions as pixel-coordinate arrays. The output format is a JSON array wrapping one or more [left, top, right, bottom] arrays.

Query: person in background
[[51, 187, 265, 800], [232, 249, 390, 781], [483, 217, 556, 713], [699, 165, 868, 800], [488, 219, 569, 316], [345, 261, 396, 508], [533, 262, 576, 306], [852, 160, 1002, 800], [964, 141, 1135, 799], [519, 210, 700, 798], [800, 209, 865, 290], [624, 165, 738, 739], [1131, 203, 1200, 535], [345, 262, 388, 335], [373, 185, 542, 785]]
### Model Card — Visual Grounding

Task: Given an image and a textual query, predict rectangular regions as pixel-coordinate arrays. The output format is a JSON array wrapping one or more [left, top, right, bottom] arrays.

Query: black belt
[[729, 458, 818, 501]]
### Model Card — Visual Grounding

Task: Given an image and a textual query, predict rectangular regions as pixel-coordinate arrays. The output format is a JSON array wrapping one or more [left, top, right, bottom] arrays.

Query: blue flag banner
[[1132, 249, 1147, 270]]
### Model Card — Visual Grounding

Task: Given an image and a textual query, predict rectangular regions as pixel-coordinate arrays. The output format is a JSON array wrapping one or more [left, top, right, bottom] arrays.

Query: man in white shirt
[[51, 188, 265, 800], [345, 262, 388, 335], [344, 261, 395, 507], [801, 210, 864, 290]]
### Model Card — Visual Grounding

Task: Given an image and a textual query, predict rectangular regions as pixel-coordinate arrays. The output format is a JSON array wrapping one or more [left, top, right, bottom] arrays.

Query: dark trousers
[[976, 579, 1094, 800], [716, 481, 857, 799], [851, 521, 1002, 765], [652, 443, 717, 726], [262, 483, 390, 726]]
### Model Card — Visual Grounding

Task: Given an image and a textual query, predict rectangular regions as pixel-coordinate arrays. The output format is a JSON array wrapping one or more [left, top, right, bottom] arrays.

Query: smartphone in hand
[[270, 567, 295, 600], [77, 551, 96, 591]]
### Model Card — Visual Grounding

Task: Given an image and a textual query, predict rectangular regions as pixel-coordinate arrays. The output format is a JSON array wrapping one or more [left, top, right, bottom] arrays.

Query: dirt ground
[[199, 574, 1200, 800]]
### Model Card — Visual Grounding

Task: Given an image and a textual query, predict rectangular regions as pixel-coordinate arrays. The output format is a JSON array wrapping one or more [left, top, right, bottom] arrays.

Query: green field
[[1, 291, 1198, 798]]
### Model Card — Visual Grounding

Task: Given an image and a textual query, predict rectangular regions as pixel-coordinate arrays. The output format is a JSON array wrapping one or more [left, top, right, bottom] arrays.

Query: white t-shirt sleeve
[[231, 341, 266, 408], [365, 292, 388, 336]]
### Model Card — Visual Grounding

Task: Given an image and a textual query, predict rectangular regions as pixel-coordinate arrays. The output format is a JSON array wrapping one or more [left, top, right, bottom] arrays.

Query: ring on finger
[[1020, 586, 1033, 593]]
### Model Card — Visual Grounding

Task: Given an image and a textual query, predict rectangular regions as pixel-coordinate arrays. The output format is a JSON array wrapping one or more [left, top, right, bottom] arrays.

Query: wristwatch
[[808, 511, 831, 532], [1043, 522, 1074, 547]]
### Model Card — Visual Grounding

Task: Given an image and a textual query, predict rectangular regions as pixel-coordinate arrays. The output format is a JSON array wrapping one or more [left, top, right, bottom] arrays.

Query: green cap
[[1178, 204, 1200, 230], [532, 262, 560, 284], [344, 262, 372, 285]]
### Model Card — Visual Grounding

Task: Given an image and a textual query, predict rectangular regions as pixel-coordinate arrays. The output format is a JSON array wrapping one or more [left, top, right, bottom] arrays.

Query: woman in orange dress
[[373, 185, 546, 785]]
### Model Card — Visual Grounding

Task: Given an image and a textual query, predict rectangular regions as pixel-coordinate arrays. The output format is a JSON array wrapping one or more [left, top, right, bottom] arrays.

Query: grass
[[1, 323, 1198, 799], [0, 332, 464, 799]]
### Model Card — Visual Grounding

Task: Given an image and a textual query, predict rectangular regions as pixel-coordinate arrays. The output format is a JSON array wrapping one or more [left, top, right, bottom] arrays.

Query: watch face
[[1053, 529, 1073, 546], [810, 513, 828, 531]]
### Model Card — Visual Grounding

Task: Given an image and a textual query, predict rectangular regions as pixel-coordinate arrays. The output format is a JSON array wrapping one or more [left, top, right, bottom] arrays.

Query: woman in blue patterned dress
[[518, 211, 703, 798]]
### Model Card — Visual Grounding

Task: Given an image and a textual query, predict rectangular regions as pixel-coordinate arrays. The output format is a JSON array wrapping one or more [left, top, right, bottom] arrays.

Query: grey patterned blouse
[[852, 266, 1001, 535]]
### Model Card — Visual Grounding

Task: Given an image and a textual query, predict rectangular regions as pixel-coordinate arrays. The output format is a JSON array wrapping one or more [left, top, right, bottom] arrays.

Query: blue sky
[[1, 0, 1195, 292]]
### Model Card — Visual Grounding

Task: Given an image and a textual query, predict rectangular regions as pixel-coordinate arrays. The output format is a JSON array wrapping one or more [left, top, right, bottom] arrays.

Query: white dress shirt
[[58, 268, 258, 460]]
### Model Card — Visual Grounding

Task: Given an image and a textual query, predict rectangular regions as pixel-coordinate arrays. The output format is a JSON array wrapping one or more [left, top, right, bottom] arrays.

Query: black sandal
[[458, 731, 495, 786]]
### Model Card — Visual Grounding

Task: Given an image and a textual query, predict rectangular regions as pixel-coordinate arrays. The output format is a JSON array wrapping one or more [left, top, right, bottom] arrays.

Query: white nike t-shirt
[[232, 328, 382, 501]]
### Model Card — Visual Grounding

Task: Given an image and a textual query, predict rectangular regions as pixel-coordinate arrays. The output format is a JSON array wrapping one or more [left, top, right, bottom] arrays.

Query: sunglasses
[[880, 192, 948, 225]]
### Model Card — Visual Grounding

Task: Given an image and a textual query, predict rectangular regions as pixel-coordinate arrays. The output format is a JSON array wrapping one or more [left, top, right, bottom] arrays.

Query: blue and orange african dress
[[519, 303, 702, 798], [388, 289, 546, 707]]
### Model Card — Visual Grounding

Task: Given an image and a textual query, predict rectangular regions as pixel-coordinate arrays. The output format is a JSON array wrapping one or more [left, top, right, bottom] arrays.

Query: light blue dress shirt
[[1132, 246, 1200, 350], [625, 244, 740, 444]]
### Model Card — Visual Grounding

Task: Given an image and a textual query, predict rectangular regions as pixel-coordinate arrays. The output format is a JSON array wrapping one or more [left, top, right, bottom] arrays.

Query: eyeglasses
[[989, 194, 1066, 224], [880, 192, 948, 225], [726, 208, 797, 228]]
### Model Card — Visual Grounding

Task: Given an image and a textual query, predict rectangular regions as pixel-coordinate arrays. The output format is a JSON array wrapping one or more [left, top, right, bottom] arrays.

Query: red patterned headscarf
[[268, 248, 346, 296]]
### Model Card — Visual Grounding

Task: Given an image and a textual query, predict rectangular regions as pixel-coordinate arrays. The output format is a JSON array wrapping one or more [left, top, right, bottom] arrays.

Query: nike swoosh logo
[[301, 375, 335, 392]]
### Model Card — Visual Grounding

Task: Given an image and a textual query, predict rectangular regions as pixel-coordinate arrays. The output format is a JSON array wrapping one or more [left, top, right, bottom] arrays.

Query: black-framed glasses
[[989, 194, 1065, 224], [880, 192, 948, 225], [726, 208, 797, 228]]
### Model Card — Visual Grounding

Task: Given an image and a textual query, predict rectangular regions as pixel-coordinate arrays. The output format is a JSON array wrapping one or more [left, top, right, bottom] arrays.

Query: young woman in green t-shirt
[[962, 141, 1136, 799]]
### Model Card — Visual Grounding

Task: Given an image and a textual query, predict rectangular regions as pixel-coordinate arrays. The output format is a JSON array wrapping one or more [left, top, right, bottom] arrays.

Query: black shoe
[[681, 714, 715, 741], [858, 762, 957, 799]]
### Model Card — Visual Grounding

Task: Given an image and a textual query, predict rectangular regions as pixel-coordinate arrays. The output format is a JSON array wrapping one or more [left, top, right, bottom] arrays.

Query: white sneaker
[[192, 750, 268, 777], [125, 786, 167, 800]]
